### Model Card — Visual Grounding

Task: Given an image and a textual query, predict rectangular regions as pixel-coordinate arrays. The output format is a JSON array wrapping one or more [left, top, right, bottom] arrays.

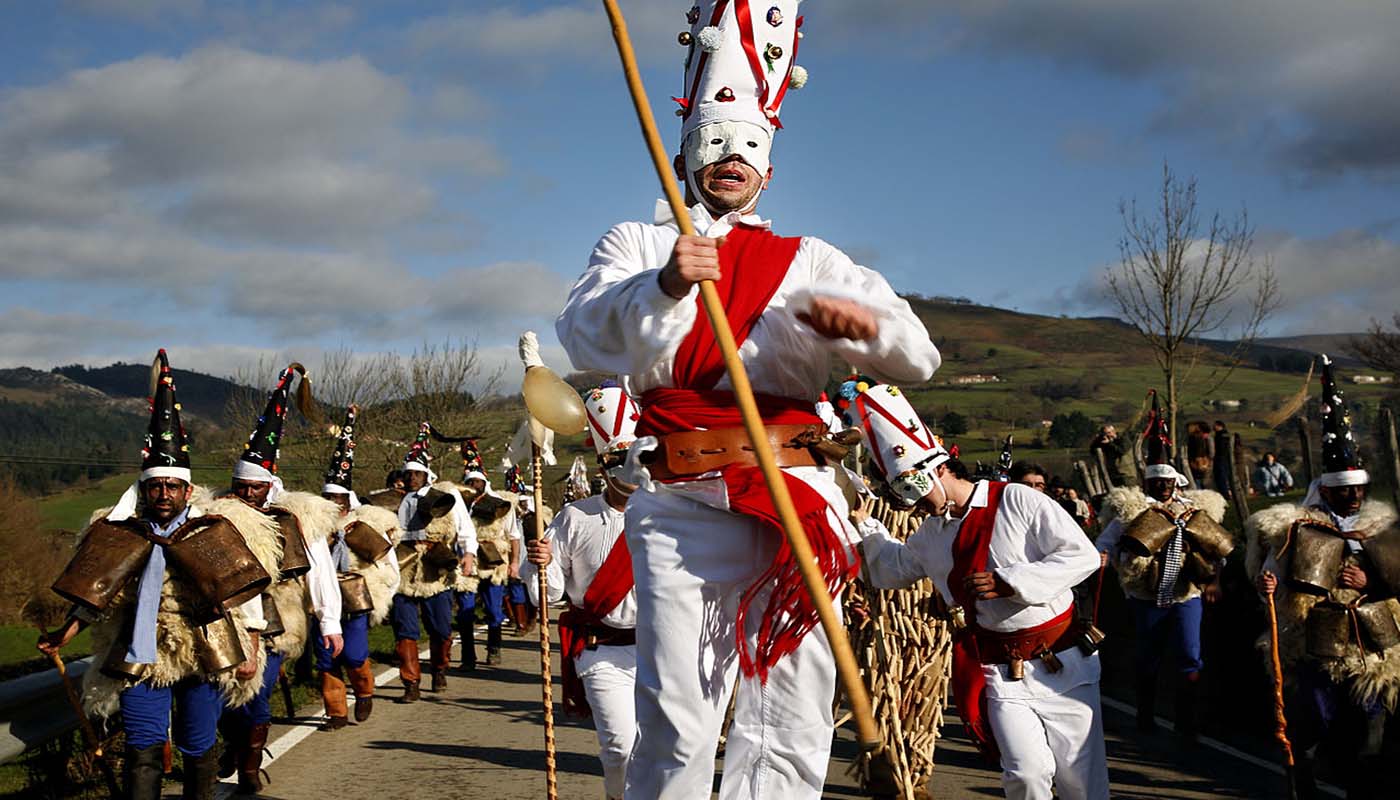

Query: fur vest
[[78, 493, 281, 718], [1246, 500, 1400, 710], [396, 482, 464, 598], [1100, 486, 1229, 603], [472, 490, 520, 587], [339, 504, 402, 626]]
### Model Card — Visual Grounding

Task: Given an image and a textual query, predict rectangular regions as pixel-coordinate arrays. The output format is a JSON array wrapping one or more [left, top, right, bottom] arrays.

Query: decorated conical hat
[[140, 349, 192, 482], [1318, 354, 1368, 486]]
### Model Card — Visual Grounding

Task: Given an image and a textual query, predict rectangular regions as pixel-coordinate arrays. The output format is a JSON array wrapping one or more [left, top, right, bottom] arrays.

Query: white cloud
[[825, 1, 1400, 178]]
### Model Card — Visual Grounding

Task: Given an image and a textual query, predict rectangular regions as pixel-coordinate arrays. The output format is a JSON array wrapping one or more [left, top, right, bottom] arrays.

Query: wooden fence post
[[1094, 448, 1115, 491], [1296, 417, 1315, 486], [1381, 407, 1400, 511], [1075, 460, 1100, 498]]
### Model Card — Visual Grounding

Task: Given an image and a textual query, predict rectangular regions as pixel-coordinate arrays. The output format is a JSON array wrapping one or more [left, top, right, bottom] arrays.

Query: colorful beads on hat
[[766, 6, 783, 26], [678, 30, 693, 46], [716, 86, 735, 101], [788, 64, 808, 89], [698, 25, 722, 52], [764, 43, 783, 72]]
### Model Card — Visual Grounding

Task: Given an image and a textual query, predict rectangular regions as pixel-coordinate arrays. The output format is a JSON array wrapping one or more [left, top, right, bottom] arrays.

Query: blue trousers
[[120, 679, 222, 756], [312, 613, 370, 671], [507, 578, 528, 606], [1129, 596, 1203, 674], [456, 582, 507, 629], [390, 591, 453, 641], [223, 650, 284, 729]]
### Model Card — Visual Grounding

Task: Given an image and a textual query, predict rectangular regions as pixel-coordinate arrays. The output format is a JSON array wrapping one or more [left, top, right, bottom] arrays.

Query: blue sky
[[1, 1, 1397, 385]]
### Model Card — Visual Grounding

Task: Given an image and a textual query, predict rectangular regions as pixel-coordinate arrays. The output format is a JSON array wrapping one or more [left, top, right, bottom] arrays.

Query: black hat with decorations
[[402, 421, 436, 482], [1318, 354, 1368, 487], [1141, 390, 1186, 487], [321, 404, 358, 496], [141, 349, 192, 483], [233, 363, 314, 485]]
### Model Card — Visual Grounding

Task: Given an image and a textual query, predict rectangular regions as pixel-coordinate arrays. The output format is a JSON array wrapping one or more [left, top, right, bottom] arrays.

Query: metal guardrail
[[0, 656, 92, 764]]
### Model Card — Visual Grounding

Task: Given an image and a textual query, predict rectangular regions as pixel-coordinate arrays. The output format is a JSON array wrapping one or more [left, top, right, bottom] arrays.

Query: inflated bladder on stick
[[520, 330, 586, 435]]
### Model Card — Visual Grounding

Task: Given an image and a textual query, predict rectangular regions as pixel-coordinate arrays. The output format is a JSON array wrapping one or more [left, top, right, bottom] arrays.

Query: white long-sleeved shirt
[[265, 500, 343, 637], [397, 484, 477, 555], [522, 494, 636, 629], [556, 201, 940, 400], [859, 481, 1101, 698]]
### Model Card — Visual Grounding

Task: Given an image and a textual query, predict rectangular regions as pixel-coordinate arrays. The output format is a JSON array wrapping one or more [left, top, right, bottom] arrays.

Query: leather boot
[[217, 722, 240, 779], [181, 748, 219, 800], [1174, 672, 1199, 741], [347, 661, 375, 722], [397, 680, 421, 704], [396, 638, 421, 684], [1135, 672, 1159, 732], [321, 667, 349, 727], [125, 744, 165, 800], [430, 634, 453, 675], [486, 626, 503, 666], [235, 723, 269, 794]]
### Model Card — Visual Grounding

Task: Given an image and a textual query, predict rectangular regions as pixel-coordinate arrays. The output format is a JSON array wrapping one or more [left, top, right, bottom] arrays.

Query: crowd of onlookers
[[1007, 461, 1095, 527]]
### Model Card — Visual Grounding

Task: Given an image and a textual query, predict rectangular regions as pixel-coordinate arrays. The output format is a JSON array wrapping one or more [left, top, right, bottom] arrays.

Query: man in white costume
[[524, 383, 641, 800], [556, 3, 939, 796], [852, 383, 1108, 800]]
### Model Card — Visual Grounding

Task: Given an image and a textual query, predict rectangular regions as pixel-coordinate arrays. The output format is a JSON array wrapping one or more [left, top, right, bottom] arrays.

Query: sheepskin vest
[[338, 504, 402, 626], [1100, 487, 1230, 603], [396, 482, 464, 598]]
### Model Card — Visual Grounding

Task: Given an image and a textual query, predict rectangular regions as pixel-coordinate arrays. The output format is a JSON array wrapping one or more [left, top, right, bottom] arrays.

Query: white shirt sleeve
[[523, 511, 568, 606], [994, 489, 1101, 607], [1095, 518, 1125, 556], [555, 222, 700, 376], [857, 515, 936, 590], [453, 490, 477, 555], [304, 535, 342, 636], [238, 595, 267, 631], [803, 238, 941, 385]]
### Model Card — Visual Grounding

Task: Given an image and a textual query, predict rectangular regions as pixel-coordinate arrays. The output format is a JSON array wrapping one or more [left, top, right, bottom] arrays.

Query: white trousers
[[987, 680, 1110, 800], [577, 644, 638, 800], [623, 485, 842, 800]]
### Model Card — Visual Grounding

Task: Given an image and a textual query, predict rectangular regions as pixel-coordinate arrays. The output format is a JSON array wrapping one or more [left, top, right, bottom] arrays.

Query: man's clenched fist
[[659, 235, 724, 299]]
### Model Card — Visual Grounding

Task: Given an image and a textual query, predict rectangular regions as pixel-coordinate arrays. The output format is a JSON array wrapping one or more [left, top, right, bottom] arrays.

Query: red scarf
[[638, 225, 856, 682], [557, 532, 635, 717], [947, 480, 1005, 763]]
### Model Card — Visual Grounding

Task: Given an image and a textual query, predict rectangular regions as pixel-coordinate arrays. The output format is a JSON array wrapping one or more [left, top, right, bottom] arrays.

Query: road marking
[[1099, 695, 1342, 798], [215, 646, 426, 799]]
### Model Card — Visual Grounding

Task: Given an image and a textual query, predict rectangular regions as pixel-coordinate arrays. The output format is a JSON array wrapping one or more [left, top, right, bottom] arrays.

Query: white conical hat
[[851, 383, 949, 490], [583, 384, 641, 458], [675, 1, 806, 147]]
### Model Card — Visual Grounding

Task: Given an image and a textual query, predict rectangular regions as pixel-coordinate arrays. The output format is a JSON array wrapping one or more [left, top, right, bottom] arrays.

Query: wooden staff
[[600, 0, 879, 751], [532, 445, 558, 800], [1264, 586, 1297, 798], [39, 630, 122, 799]]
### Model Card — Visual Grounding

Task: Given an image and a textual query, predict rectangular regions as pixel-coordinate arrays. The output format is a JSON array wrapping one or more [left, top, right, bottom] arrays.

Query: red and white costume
[[557, 6, 938, 796], [854, 384, 1107, 800], [523, 385, 640, 800]]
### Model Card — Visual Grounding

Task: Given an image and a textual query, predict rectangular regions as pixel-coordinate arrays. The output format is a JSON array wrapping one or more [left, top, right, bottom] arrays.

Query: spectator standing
[[1007, 461, 1048, 492], [1211, 421, 1233, 499], [1090, 425, 1126, 486], [1252, 452, 1293, 497], [1186, 421, 1213, 486]]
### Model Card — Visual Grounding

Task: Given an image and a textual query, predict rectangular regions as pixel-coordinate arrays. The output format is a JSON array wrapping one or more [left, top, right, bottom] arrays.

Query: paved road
[[243, 614, 1319, 799]]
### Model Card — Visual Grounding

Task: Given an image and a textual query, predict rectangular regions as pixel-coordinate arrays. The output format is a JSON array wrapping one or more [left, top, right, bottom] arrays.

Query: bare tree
[[1350, 314, 1400, 378], [1107, 163, 1280, 444]]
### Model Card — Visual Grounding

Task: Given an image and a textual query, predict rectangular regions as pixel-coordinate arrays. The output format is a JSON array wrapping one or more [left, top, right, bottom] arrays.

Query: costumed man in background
[[1248, 355, 1399, 799], [524, 383, 642, 800], [458, 458, 521, 668], [1094, 390, 1231, 738], [39, 350, 280, 800], [501, 465, 536, 637], [556, 3, 940, 794], [393, 423, 475, 701], [852, 383, 1108, 800], [317, 405, 401, 730], [217, 364, 343, 795]]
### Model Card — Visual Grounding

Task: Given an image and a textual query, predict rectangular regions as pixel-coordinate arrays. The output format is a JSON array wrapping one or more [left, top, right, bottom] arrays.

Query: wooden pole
[[1093, 448, 1115, 491], [533, 445, 558, 800], [601, 0, 880, 751], [1264, 588, 1298, 797], [1381, 408, 1400, 511], [42, 637, 122, 799], [1296, 417, 1315, 486]]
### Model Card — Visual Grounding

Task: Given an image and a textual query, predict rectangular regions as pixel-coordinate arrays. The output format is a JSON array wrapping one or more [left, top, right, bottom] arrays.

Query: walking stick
[[533, 444, 559, 800], [40, 631, 123, 799], [600, 0, 880, 751], [1264, 586, 1298, 799]]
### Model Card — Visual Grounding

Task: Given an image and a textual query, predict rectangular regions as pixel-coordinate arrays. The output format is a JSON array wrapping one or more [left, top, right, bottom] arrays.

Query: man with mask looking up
[[556, 4, 939, 796]]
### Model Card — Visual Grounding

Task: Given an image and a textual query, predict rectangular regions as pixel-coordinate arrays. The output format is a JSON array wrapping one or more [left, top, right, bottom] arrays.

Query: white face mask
[[683, 121, 772, 178]]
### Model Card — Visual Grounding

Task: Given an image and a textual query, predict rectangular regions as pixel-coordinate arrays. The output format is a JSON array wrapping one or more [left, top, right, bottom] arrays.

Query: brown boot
[[320, 716, 349, 731], [396, 638, 421, 684], [397, 680, 420, 704], [429, 634, 454, 675], [347, 662, 375, 722], [320, 668, 349, 721], [486, 626, 503, 665], [235, 723, 269, 794], [431, 670, 447, 692]]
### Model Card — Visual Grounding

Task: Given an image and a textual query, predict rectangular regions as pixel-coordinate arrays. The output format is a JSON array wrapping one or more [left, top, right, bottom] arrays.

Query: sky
[[0, 0, 1397, 387]]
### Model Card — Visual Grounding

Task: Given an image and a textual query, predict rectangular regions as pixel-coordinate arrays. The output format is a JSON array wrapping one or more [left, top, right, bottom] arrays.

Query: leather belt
[[584, 624, 637, 650], [641, 423, 827, 481], [973, 609, 1079, 680]]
